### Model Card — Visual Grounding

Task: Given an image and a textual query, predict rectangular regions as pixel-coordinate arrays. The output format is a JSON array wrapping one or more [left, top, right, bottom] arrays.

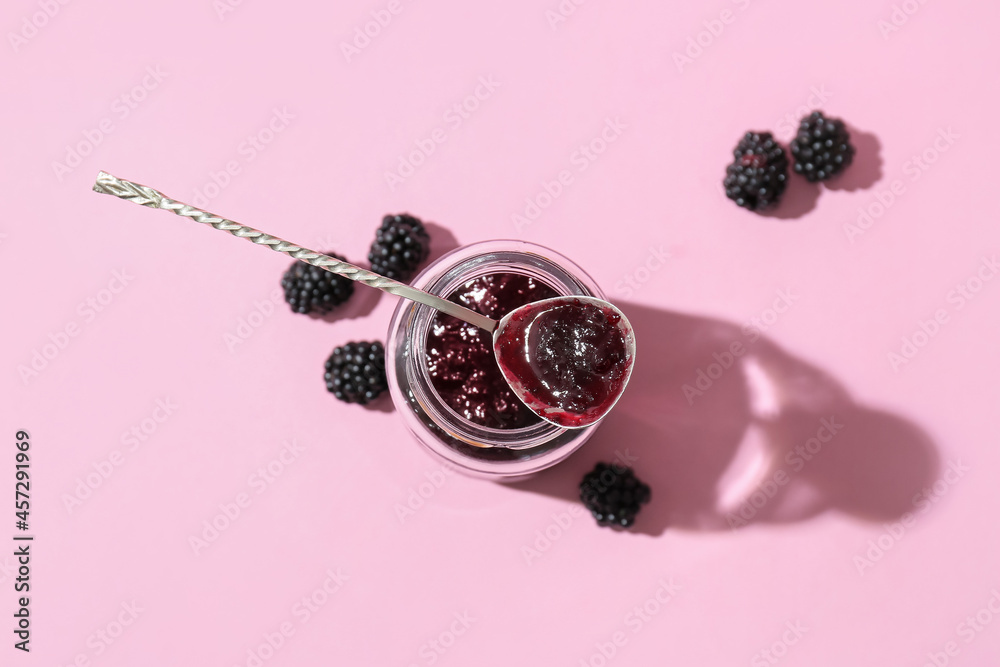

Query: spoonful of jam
[[92, 171, 635, 430], [493, 296, 634, 428]]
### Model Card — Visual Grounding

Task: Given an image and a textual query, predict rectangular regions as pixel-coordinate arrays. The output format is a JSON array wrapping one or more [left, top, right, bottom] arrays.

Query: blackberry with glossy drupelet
[[281, 252, 355, 315], [790, 111, 855, 182], [723, 132, 789, 211], [580, 462, 651, 528], [368, 214, 431, 283], [324, 341, 389, 404]]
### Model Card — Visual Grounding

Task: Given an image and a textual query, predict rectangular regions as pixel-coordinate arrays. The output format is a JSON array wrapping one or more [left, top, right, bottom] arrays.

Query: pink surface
[[2, 0, 999, 664]]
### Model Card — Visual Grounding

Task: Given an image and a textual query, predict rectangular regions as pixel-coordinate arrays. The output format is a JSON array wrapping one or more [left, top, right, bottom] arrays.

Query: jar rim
[[386, 240, 606, 478]]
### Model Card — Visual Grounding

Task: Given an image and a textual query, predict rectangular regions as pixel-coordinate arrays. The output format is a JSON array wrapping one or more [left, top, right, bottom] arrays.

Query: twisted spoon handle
[[92, 171, 497, 333]]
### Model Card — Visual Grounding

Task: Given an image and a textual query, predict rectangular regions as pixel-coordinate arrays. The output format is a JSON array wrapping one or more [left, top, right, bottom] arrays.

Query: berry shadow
[[361, 393, 395, 414], [760, 174, 821, 220], [423, 221, 461, 265], [824, 126, 883, 192], [508, 303, 940, 537], [305, 282, 382, 324]]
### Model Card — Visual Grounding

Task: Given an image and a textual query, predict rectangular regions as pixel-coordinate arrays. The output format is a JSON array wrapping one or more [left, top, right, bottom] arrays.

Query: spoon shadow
[[509, 303, 940, 536]]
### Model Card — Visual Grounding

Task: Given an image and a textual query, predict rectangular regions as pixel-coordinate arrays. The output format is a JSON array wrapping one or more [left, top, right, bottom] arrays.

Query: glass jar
[[386, 240, 606, 481]]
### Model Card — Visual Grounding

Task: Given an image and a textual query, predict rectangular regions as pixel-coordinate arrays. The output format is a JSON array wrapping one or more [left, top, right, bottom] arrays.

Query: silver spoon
[[92, 171, 635, 428]]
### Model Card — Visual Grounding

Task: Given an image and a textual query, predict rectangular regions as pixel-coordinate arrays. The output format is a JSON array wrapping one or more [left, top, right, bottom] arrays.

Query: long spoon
[[92, 171, 635, 428]]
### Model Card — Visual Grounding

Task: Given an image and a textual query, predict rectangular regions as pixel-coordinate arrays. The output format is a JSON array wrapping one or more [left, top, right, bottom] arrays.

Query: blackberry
[[723, 132, 789, 211], [324, 341, 388, 404], [281, 253, 355, 315], [790, 111, 855, 182], [368, 214, 430, 283], [579, 462, 651, 528]]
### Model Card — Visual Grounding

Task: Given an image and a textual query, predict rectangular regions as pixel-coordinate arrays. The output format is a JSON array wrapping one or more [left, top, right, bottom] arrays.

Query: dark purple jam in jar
[[425, 273, 558, 429], [386, 240, 608, 480]]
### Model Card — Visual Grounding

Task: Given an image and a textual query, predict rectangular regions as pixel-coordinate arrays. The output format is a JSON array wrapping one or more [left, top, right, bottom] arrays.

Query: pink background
[[3, 0, 999, 664]]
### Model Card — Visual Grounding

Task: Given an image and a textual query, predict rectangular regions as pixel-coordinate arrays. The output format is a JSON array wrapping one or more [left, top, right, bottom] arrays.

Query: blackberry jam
[[386, 241, 608, 480], [426, 274, 558, 430]]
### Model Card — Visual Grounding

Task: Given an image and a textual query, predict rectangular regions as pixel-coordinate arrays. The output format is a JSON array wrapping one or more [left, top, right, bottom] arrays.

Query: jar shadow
[[509, 302, 940, 537]]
